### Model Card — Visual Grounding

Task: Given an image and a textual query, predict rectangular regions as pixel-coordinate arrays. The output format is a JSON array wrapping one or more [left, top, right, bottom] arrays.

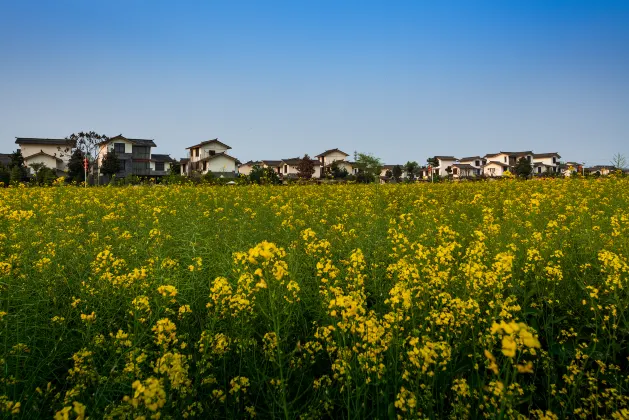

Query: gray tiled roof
[[15, 137, 75, 146], [151, 154, 175, 162]]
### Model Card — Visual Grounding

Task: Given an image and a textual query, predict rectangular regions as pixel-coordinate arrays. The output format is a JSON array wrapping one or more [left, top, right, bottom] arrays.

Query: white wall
[[20, 144, 71, 170], [207, 155, 237, 173], [24, 154, 59, 174], [483, 162, 505, 177]]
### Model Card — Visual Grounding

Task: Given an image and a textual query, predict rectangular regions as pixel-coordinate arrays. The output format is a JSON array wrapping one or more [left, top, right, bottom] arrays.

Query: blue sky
[[1, 0, 628, 165]]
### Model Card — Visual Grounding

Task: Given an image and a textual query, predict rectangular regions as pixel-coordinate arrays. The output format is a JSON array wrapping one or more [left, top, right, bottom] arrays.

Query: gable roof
[[151, 154, 175, 162], [434, 156, 457, 160], [533, 153, 561, 159], [459, 156, 482, 161], [451, 163, 477, 169], [105, 135, 157, 148], [23, 150, 63, 162], [260, 160, 282, 167], [199, 152, 238, 163], [486, 160, 510, 167], [315, 148, 349, 158], [15, 137, 75, 146], [185, 138, 231, 150]]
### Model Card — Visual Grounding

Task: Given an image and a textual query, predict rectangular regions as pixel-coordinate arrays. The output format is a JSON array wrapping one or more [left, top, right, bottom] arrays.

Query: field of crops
[[1, 179, 628, 419]]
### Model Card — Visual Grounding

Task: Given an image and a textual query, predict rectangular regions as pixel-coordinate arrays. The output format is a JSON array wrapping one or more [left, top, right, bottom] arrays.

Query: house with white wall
[[532, 153, 561, 175], [15, 137, 76, 175], [280, 157, 322, 179], [432, 156, 458, 177], [97, 135, 157, 178], [483, 160, 510, 177], [316, 148, 353, 176], [183, 139, 238, 177]]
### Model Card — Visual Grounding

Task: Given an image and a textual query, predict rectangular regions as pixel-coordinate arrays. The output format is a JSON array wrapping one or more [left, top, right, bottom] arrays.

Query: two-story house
[[97, 135, 157, 178], [532, 153, 561, 175], [183, 139, 238, 177], [452, 156, 485, 178], [316, 149, 353, 176], [15, 137, 76, 175], [432, 156, 458, 177]]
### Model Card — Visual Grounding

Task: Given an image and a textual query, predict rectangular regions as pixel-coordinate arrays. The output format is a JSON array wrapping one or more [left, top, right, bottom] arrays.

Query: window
[[132, 161, 150, 175], [453, 168, 458, 175], [114, 143, 125, 154], [504, 156, 507, 163], [203, 161, 207, 171], [182, 164, 187, 173], [284, 164, 288, 174], [527, 156, 531, 161], [475, 160, 480, 167], [195, 148, 200, 157], [538, 167, 542, 174], [553, 157, 557, 164], [132, 146, 150, 159], [489, 168, 495, 175], [209, 150, 215, 156], [155, 162, 164, 171]]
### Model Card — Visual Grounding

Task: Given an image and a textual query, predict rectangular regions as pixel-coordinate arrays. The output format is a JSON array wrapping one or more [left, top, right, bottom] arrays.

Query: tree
[[8, 149, 28, 181], [385, 169, 393, 178], [296, 154, 315, 179], [169, 160, 181, 175], [65, 131, 109, 184], [0, 163, 9, 186], [427, 157, 439, 167], [353, 152, 383, 183], [10, 166, 22, 184], [611, 153, 627, 170], [67, 149, 85, 182], [329, 161, 349, 179], [248, 165, 281, 185], [514, 157, 533, 178], [29, 162, 46, 180], [404, 161, 419, 182], [392, 165, 403, 182], [101, 151, 121, 177]]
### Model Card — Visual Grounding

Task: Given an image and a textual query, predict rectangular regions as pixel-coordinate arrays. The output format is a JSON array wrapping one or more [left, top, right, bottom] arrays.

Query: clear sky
[[1, 0, 628, 165]]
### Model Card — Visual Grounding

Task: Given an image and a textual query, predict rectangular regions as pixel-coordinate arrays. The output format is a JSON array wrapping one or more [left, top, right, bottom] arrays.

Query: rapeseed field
[[1, 178, 628, 419]]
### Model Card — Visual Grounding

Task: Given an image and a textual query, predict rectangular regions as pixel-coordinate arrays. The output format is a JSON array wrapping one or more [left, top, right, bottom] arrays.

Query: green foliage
[[100, 151, 122, 176], [515, 157, 533, 178], [67, 149, 85, 182], [404, 161, 419, 181], [249, 165, 281, 185], [329, 161, 349, 179], [169, 160, 181, 175], [296, 154, 315, 179], [0, 163, 10, 186], [353, 152, 383, 183], [392, 165, 403, 182]]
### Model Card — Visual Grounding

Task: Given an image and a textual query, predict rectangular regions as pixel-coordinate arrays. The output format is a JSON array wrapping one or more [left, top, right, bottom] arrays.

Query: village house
[[586, 165, 616, 176], [97, 135, 160, 178], [183, 139, 238, 177], [483, 160, 510, 177], [15, 137, 76, 176], [237, 160, 259, 176], [432, 156, 458, 177], [280, 157, 322, 179], [316, 148, 353, 176], [531, 153, 561, 175]]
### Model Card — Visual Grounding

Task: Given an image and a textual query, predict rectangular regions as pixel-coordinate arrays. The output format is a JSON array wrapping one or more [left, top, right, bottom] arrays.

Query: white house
[[483, 160, 510, 177], [183, 139, 238, 177], [432, 156, 458, 177], [316, 148, 354, 176], [15, 137, 76, 175], [532, 153, 561, 175], [280, 157, 322, 179], [483, 151, 533, 169], [238, 161, 260, 176], [451, 163, 478, 178]]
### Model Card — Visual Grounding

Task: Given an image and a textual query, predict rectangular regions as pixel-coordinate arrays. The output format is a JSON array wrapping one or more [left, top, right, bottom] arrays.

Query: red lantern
[[83, 158, 89, 170]]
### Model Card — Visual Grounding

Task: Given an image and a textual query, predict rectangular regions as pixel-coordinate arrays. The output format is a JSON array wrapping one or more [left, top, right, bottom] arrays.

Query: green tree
[[0, 163, 9, 186], [169, 160, 181, 175], [8, 149, 28, 181], [329, 161, 349, 179], [514, 157, 533, 178], [67, 149, 85, 182], [353, 152, 383, 183], [10, 166, 22, 184], [297, 154, 315, 179], [29, 162, 46, 180], [65, 131, 109, 184], [404, 161, 419, 182], [392, 165, 403, 182], [101, 151, 122, 177]]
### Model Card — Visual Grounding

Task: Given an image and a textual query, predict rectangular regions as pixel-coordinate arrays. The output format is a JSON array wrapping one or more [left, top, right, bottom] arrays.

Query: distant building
[[183, 139, 238, 178], [15, 137, 76, 176], [97, 135, 160, 178]]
